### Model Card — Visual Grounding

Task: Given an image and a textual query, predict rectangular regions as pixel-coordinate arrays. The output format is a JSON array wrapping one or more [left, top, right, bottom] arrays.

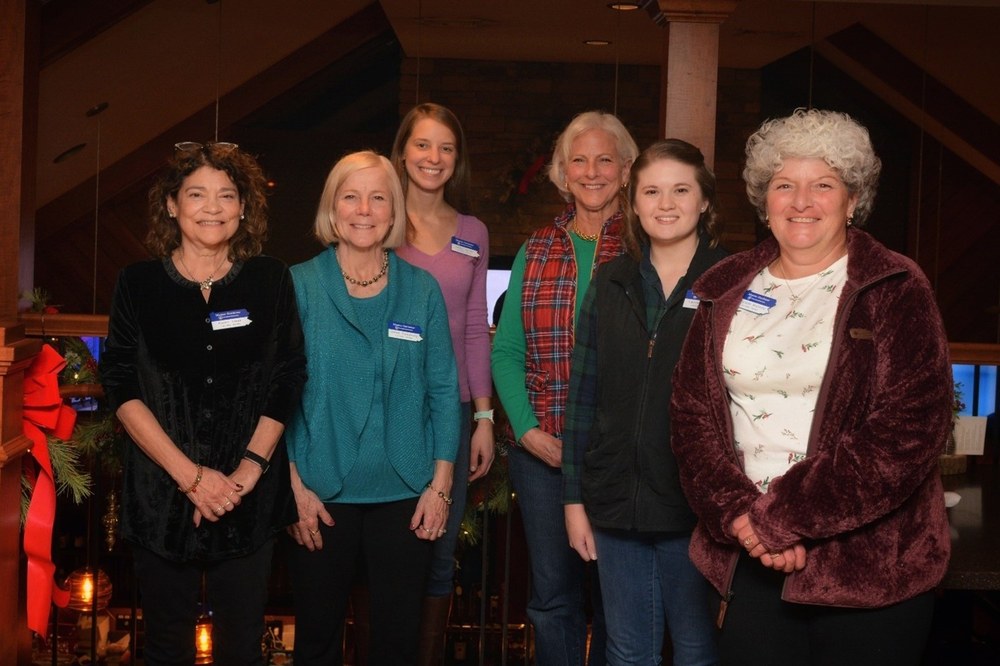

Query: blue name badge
[[210, 308, 252, 331], [738, 291, 776, 315], [450, 236, 480, 258], [387, 321, 423, 342], [683, 289, 701, 310]]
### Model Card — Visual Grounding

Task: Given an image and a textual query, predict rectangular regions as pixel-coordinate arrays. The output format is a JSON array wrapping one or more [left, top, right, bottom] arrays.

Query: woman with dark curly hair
[[100, 141, 306, 665]]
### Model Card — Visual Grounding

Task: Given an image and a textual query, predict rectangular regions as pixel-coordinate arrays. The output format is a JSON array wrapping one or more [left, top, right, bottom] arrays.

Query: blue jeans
[[507, 445, 605, 666], [425, 401, 472, 597], [593, 530, 718, 665]]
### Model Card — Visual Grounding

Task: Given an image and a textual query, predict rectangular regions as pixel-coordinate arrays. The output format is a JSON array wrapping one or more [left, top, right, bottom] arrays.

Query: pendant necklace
[[342, 250, 389, 287], [178, 251, 228, 291], [774, 256, 820, 303]]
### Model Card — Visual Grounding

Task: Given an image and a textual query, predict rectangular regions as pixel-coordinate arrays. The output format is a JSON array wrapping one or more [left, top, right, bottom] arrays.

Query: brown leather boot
[[416, 595, 452, 666]]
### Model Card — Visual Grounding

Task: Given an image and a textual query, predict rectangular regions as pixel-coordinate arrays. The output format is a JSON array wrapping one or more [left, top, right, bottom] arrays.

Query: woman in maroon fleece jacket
[[671, 108, 951, 666]]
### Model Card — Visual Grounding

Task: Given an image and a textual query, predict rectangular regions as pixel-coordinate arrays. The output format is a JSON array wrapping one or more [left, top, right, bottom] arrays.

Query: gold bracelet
[[426, 483, 453, 505], [179, 464, 203, 493]]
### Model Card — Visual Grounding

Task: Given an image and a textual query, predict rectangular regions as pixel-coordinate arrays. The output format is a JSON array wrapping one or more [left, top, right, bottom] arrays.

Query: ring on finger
[[224, 499, 233, 507], [743, 536, 753, 548], [215, 506, 224, 514], [309, 529, 319, 536]]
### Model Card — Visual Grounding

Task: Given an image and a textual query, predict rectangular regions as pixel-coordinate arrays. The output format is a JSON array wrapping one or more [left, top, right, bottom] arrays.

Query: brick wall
[[399, 57, 762, 257]]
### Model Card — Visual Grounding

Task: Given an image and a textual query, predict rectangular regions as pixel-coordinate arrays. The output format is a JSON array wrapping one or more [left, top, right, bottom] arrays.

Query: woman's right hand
[[565, 503, 598, 562], [519, 427, 563, 468], [287, 463, 335, 551]]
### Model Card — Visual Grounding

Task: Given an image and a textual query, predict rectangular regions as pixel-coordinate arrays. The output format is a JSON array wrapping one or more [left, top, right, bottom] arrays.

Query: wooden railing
[[18, 313, 108, 338], [950, 342, 1000, 366]]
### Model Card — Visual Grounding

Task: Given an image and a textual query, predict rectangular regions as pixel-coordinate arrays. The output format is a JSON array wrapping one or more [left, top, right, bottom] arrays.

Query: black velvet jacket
[[100, 256, 306, 562]]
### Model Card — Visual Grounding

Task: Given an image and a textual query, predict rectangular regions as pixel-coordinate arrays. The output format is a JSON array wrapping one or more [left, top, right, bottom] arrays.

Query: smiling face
[[332, 166, 393, 253], [632, 158, 706, 248], [766, 156, 858, 264], [564, 128, 628, 221], [167, 165, 243, 252], [403, 117, 457, 194]]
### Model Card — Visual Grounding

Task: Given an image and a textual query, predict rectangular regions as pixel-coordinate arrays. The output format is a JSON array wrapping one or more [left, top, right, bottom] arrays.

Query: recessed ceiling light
[[584, 39, 611, 46], [607, 2, 641, 10]]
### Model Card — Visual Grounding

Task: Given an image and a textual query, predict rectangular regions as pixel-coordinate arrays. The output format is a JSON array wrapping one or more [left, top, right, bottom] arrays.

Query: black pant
[[290, 498, 433, 666], [719, 551, 934, 665], [132, 540, 274, 666]]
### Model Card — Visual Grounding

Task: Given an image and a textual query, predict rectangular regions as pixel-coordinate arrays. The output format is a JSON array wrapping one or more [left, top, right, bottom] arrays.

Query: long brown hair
[[390, 102, 472, 213]]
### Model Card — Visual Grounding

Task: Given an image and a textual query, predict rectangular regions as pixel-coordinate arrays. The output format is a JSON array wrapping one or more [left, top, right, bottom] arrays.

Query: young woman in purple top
[[391, 102, 496, 665]]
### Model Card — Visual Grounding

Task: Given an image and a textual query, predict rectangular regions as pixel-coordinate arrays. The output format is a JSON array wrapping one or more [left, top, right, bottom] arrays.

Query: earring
[[763, 214, 770, 229], [847, 214, 854, 227], [240, 214, 245, 220]]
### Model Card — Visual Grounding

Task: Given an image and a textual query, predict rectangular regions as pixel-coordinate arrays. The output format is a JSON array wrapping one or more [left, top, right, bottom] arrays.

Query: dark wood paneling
[[40, 0, 152, 66]]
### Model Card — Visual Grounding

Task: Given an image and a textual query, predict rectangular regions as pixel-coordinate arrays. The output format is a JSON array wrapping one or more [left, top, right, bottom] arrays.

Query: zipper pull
[[716, 590, 734, 628], [647, 333, 657, 359]]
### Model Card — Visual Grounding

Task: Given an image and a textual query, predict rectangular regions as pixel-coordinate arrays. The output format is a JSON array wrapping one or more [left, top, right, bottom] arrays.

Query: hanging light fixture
[[85, 101, 108, 315], [65, 567, 112, 611], [195, 613, 214, 664]]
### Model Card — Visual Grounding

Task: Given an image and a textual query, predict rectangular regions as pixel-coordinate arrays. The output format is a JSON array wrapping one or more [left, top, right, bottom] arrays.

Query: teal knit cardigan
[[286, 247, 460, 502]]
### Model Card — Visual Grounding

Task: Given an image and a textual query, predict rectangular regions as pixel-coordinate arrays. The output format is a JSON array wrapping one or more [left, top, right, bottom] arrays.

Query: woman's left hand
[[468, 420, 496, 482], [760, 544, 807, 573], [411, 485, 451, 541], [190, 466, 245, 527]]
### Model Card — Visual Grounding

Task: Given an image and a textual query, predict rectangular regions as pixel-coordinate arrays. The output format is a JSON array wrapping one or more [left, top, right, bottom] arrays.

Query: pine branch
[[47, 435, 92, 504]]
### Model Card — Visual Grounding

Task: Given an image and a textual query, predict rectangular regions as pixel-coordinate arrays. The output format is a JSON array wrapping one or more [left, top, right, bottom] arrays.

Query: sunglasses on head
[[174, 141, 239, 154]]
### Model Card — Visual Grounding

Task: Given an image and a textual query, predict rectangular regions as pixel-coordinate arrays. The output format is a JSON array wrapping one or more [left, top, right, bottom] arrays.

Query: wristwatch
[[243, 449, 270, 474], [473, 409, 495, 424]]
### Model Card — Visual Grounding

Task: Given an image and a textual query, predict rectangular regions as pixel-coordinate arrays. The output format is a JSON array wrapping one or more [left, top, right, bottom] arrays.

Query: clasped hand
[[731, 513, 807, 573]]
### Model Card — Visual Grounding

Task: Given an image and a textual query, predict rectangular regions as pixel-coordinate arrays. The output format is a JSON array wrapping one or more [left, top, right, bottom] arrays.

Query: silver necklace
[[177, 251, 228, 291], [774, 257, 819, 303], [342, 250, 389, 287]]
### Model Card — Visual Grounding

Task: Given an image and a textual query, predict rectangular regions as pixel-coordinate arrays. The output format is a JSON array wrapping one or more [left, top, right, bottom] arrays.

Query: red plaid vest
[[520, 205, 624, 437]]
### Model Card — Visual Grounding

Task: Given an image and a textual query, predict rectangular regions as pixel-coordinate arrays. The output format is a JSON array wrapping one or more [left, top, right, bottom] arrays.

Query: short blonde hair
[[548, 111, 639, 202], [743, 108, 882, 226], [313, 151, 407, 248]]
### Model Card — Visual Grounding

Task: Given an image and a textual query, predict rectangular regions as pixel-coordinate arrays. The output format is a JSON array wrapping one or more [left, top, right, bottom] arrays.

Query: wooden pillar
[[657, 0, 739, 169], [0, 0, 41, 663]]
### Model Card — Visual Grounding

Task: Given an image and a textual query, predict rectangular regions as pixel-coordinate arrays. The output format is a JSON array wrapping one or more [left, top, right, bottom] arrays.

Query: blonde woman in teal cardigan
[[285, 151, 460, 665]]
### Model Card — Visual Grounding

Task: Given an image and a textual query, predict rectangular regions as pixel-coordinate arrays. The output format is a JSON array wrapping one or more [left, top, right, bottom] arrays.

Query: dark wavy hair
[[623, 138, 722, 260], [390, 102, 472, 213], [145, 142, 269, 260]]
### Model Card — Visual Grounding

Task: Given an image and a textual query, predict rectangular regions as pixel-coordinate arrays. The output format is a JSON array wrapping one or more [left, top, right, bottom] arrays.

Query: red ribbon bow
[[22, 344, 77, 635]]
